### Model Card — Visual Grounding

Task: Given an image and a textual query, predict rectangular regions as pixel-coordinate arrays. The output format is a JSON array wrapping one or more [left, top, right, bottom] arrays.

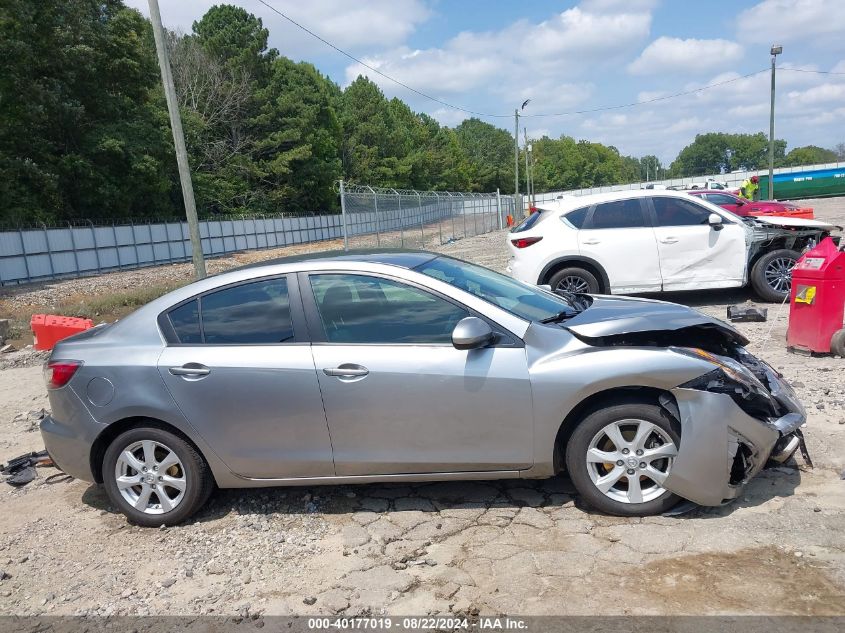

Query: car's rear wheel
[[102, 426, 213, 527], [750, 249, 799, 302], [548, 267, 601, 295], [565, 403, 681, 516]]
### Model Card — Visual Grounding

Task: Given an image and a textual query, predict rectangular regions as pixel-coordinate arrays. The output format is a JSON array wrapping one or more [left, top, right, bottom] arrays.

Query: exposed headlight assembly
[[672, 347, 780, 419]]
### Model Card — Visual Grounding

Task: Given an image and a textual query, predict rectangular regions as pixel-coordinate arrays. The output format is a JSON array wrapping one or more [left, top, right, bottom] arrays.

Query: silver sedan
[[41, 251, 806, 526]]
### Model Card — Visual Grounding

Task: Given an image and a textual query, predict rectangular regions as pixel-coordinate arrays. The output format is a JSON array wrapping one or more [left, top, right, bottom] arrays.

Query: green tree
[[780, 145, 838, 167], [253, 58, 342, 212], [669, 132, 786, 177], [0, 0, 175, 225], [455, 119, 515, 192]]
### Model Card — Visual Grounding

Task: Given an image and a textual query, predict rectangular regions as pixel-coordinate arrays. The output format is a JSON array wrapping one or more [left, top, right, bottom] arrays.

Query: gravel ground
[[0, 198, 844, 617]]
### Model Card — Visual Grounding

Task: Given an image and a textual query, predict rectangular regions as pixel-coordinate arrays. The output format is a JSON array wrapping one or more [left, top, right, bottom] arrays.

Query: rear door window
[[165, 277, 294, 345], [585, 199, 647, 229], [168, 300, 201, 344], [201, 278, 294, 344]]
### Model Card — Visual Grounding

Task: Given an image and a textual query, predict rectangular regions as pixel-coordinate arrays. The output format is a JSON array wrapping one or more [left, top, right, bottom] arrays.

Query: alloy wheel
[[555, 275, 590, 294], [764, 256, 795, 295], [114, 440, 187, 514], [585, 419, 677, 504]]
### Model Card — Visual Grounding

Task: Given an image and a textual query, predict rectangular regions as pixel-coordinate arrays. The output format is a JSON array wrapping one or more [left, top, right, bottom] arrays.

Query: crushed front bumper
[[662, 385, 805, 507]]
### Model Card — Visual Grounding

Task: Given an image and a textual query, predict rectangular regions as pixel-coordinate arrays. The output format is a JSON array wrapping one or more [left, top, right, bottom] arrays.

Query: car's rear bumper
[[41, 414, 96, 482], [662, 388, 804, 507]]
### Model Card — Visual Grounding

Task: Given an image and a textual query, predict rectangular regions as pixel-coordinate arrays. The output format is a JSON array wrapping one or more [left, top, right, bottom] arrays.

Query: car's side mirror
[[708, 213, 724, 230], [737, 198, 746, 205], [538, 284, 552, 292], [452, 317, 495, 350]]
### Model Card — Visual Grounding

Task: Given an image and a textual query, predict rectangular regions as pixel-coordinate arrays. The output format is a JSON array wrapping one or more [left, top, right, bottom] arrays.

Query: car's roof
[[534, 188, 701, 213], [233, 249, 438, 272]]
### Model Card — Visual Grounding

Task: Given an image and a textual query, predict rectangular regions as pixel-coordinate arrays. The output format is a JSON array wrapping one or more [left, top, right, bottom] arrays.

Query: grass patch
[[57, 282, 186, 321]]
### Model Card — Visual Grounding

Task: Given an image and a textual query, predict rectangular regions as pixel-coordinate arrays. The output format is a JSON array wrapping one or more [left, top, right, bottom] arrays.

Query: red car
[[688, 191, 814, 219]]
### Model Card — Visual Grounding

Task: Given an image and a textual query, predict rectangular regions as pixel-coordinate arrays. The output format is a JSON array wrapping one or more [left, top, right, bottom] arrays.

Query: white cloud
[[629, 37, 744, 75], [787, 82, 845, 105], [344, 2, 652, 108], [124, 0, 430, 55], [737, 0, 845, 45]]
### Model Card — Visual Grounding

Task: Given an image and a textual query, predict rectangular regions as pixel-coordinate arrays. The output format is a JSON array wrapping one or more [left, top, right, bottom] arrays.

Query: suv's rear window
[[510, 211, 542, 233]]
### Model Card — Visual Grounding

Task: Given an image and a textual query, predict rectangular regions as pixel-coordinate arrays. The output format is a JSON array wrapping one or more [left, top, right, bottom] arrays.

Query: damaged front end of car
[[563, 296, 809, 507]]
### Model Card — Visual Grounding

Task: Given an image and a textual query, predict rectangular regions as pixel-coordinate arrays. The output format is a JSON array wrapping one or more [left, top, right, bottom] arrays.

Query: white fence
[[526, 161, 845, 210]]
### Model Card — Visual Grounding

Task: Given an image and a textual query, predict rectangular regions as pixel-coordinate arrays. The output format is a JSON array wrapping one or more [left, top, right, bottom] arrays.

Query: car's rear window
[[510, 211, 543, 233]]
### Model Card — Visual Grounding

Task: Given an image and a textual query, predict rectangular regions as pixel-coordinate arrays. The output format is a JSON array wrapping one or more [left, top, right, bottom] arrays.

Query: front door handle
[[323, 365, 369, 378], [169, 364, 210, 377], [659, 237, 679, 244], [582, 239, 601, 245]]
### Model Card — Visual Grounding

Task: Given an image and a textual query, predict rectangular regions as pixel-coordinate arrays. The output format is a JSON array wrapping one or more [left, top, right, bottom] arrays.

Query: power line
[[778, 67, 845, 76], [522, 69, 770, 117], [254, 0, 509, 118], [253, 1, 816, 121]]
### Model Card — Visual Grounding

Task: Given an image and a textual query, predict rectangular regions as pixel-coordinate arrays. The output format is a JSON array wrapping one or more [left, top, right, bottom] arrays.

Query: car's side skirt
[[215, 469, 525, 489]]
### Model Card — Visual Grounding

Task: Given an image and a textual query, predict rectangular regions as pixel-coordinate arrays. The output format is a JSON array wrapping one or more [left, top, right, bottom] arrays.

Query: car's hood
[[563, 295, 748, 345], [751, 215, 840, 231]]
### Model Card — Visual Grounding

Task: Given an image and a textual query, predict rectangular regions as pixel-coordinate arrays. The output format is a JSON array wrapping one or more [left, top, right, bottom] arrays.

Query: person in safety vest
[[739, 175, 759, 200]]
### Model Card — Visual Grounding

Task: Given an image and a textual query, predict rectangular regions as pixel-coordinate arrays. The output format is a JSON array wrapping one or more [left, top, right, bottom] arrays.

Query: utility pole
[[148, 0, 206, 279], [523, 127, 530, 204], [768, 44, 783, 200], [513, 109, 520, 198]]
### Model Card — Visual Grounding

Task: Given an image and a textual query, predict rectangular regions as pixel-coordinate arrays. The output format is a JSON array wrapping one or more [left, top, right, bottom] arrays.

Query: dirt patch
[[630, 548, 845, 615]]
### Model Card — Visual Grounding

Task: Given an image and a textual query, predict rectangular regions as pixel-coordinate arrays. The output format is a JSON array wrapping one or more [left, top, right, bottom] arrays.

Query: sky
[[126, 0, 845, 164]]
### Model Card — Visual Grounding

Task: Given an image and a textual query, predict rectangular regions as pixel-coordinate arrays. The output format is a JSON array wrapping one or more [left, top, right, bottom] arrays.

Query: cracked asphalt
[[0, 198, 844, 616]]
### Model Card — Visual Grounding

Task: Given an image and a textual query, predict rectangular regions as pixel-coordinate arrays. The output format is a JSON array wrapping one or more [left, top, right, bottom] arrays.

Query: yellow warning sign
[[794, 285, 817, 304]]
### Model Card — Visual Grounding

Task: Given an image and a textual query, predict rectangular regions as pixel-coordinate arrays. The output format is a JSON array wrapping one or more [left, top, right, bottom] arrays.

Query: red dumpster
[[31, 314, 94, 351], [786, 237, 845, 354]]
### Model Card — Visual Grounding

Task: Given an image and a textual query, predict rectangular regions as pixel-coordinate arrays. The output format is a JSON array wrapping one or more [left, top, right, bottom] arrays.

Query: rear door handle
[[659, 237, 679, 244], [169, 364, 210, 377], [582, 239, 601, 245], [323, 365, 369, 378]]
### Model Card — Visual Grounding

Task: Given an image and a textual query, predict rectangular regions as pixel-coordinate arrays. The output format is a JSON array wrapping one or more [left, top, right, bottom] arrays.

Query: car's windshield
[[414, 256, 578, 321]]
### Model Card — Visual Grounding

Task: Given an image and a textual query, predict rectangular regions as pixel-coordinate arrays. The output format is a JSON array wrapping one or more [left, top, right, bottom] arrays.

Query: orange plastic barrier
[[750, 208, 814, 220], [31, 314, 94, 351], [506, 215, 514, 227]]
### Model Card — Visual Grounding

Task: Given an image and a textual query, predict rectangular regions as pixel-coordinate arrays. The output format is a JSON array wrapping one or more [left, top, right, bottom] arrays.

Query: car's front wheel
[[102, 426, 213, 527], [750, 249, 799, 302], [565, 403, 681, 516]]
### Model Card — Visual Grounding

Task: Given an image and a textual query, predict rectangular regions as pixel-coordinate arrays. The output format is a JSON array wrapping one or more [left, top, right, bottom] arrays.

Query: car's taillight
[[511, 236, 543, 248], [44, 360, 82, 389]]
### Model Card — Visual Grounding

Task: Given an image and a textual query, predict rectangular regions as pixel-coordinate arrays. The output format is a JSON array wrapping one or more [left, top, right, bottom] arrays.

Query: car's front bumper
[[662, 384, 805, 507]]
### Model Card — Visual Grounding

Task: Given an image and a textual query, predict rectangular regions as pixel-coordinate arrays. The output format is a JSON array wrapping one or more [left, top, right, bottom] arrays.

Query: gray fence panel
[[2, 186, 514, 285]]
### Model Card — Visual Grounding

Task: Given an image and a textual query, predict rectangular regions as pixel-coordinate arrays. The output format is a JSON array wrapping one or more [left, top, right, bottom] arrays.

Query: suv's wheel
[[565, 403, 681, 516], [102, 426, 213, 527], [548, 267, 601, 294], [750, 249, 799, 302]]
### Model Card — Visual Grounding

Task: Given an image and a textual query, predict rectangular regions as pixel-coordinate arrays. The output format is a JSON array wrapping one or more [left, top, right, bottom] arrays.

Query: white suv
[[506, 190, 837, 302]]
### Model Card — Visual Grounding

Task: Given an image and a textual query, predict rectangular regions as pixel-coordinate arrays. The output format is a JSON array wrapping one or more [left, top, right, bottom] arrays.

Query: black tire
[[548, 266, 601, 295], [831, 328, 845, 357], [102, 426, 213, 527], [565, 403, 681, 516], [750, 249, 799, 302]]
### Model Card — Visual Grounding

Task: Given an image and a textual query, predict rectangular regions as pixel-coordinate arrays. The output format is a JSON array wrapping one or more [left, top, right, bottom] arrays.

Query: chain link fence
[[339, 183, 514, 251], [0, 184, 517, 286]]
